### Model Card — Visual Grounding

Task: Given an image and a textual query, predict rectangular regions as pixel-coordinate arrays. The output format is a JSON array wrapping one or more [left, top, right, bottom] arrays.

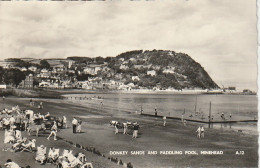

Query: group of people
[[0, 105, 92, 168], [3, 127, 36, 153], [196, 126, 205, 138], [29, 99, 43, 109], [72, 117, 82, 133], [0, 106, 53, 132], [111, 121, 140, 139], [35, 145, 93, 168]]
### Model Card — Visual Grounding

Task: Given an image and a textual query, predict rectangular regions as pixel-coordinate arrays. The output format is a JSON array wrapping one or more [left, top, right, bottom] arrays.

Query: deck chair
[[54, 149, 60, 158], [35, 146, 47, 164], [49, 148, 60, 163], [78, 153, 87, 163], [12, 142, 22, 152], [62, 149, 69, 158], [81, 162, 93, 168]]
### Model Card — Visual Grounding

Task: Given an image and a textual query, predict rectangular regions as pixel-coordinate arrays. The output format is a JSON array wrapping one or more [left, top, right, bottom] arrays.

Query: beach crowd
[[0, 105, 93, 168]]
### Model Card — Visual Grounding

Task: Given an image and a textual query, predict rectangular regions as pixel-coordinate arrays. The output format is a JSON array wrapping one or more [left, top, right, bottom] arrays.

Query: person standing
[[63, 116, 67, 129], [201, 127, 205, 138], [9, 115, 15, 128], [30, 99, 33, 107], [132, 122, 139, 138], [72, 117, 78, 133], [15, 115, 21, 131], [196, 126, 201, 138], [123, 122, 128, 135], [39, 102, 43, 109], [114, 124, 119, 134], [154, 106, 157, 116], [163, 116, 167, 126], [3, 96, 5, 101], [183, 120, 187, 126], [77, 119, 82, 133]]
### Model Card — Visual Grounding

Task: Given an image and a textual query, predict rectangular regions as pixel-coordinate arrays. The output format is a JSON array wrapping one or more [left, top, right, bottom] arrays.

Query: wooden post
[[194, 95, 197, 113], [209, 101, 211, 128]]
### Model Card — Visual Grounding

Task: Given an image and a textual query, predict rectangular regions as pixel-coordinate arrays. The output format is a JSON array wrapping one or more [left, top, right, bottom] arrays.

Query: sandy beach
[[0, 96, 258, 168]]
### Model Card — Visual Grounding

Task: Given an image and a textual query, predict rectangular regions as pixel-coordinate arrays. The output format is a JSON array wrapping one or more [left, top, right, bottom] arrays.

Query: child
[[77, 119, 82, 133]]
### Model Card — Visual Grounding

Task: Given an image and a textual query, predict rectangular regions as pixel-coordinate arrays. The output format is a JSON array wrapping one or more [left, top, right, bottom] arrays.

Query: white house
[[52, 64, 66, 73], [163, 68, 175, 74], [83, 65, 102, 75], [28, 66, 37, 72], [147, 70, 156, 76], [38, 69, 50, 78], [132, 76, 140, 81], [39, 81, 50, 87], [0, 84, 7, 89], [120, 64, 128, 70], [83, 67, 95, 75], [68, 70, 75, 74], [21, 67, 27, 71]]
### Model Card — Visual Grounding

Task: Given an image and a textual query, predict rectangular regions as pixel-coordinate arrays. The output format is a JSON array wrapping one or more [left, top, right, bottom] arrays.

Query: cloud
[[0, 0, 257, 90]]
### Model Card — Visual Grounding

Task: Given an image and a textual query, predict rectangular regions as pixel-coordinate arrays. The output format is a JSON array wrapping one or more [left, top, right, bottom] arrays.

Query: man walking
[[47, 121, 57, 141], [72, 117, 78, 133]]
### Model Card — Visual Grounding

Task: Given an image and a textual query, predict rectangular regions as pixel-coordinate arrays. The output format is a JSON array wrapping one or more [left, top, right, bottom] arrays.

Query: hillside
[[68, 50, 219, 89], [1, 50, 219, 90]]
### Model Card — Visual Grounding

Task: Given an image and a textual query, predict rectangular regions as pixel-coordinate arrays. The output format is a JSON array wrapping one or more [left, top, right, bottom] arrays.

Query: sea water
[[64, 93, 258, 133]]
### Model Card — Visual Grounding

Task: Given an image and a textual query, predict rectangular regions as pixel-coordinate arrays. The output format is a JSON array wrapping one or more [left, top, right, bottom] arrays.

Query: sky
[[0, 0, 257, 91]]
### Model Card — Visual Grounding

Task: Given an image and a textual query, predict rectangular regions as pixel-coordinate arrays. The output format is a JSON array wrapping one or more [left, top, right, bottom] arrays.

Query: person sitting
[[11, 138, 27, 152], [35, 145, 47, 164], [62, 149, 70, 158], [0, 120, 3, 130], [20, 139, 36, 152], [67, 152, 83, 168], [4, 129, 15, 144], [47, 147, 54, 163], [15, 130, 22, 141], [4, 159, 20, 168], [61, 157, 71, 168], [53, 148, 60, 162], [82, 162, 94, 168], [77, 153, 87, 163], [47, 147, 59, 164]]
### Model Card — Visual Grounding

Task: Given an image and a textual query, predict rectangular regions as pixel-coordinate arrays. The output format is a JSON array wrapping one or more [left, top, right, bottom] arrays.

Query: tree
[[2, 69, 25, 86], [95, 56, 105, 64], [40, 60, 50, 69], [0, 66, 5, 83]]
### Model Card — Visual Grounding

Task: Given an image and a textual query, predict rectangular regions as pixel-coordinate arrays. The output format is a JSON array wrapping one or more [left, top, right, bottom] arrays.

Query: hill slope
[[68, 50, 219, 89]]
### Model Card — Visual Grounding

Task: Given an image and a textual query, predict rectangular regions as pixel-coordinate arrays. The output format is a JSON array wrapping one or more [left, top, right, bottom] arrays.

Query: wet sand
[[0, 97, 258, 167]]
